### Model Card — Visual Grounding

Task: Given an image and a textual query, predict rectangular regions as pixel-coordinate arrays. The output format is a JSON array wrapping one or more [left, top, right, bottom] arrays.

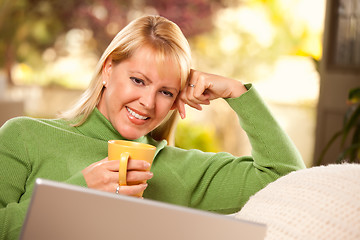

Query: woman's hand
[[82, 157, 153, 197], [176, 69, 248, 119]]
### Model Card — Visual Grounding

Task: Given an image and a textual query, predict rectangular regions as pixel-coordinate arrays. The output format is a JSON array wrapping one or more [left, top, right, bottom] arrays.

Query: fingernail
[[144, 162, 151, 168]]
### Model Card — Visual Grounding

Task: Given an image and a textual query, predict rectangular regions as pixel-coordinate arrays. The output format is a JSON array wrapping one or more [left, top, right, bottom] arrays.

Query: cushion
[[236, 164, 360, 240]]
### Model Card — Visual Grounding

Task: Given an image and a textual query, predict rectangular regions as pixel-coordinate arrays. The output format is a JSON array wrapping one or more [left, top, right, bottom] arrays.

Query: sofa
[[236, 163, 360, 240]]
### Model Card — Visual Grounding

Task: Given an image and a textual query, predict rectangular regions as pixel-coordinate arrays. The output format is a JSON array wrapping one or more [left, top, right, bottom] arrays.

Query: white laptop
[[20, 178, 266, 240]]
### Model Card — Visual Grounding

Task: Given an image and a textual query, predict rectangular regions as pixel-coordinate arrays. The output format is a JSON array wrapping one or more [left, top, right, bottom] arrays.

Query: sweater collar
[[75, 108, 167, 153], [75, 108, 144, 142]]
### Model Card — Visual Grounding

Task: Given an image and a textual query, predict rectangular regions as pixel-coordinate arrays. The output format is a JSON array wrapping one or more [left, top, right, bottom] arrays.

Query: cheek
[[157, 99, 175, 118], [103, 89, 117, 111], [106, 81, 131, 104]]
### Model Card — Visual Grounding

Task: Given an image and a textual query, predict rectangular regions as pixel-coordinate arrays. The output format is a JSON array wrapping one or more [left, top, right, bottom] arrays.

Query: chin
[[118, 128, 146, 140], [121, 133, 142, 140]]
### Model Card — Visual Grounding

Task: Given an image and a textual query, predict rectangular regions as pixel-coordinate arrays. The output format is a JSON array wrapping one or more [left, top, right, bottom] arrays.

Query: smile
[[126, 107, 149, 120]]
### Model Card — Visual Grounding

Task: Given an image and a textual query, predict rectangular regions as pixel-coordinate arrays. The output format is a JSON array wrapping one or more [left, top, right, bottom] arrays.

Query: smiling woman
[[0, 15, 305, 240], [61, 15, 192, 143], [97, 46, 181, 140]]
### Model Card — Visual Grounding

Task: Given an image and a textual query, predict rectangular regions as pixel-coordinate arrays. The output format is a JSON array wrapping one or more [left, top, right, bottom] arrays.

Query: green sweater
[[0, 85, 305, 239]]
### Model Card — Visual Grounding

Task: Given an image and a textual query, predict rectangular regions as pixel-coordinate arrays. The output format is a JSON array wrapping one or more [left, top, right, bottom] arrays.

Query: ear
[[102, 57, 113, 79]]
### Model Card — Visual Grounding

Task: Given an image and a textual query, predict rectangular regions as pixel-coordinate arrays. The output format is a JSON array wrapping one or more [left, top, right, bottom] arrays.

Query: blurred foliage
[[0, 0, 235, 85], [316, 87, 360, 165], [0, 0, 322, 87], [145, 0, 231, 37], [175, 120, 221, 152], [0, 0, 323, 154], [190, 0, 323, 82]]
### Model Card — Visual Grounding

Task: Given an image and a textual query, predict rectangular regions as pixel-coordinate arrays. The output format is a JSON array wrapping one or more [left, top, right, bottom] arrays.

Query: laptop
[[20, 178, 266, 240]]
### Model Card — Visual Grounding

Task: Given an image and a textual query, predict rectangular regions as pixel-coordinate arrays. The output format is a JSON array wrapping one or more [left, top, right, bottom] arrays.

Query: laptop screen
[[20, 178, 266, 240]]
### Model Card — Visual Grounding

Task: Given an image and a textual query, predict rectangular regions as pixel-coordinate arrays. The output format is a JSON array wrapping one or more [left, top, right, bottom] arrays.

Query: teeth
[[126, 107, 148, 120]]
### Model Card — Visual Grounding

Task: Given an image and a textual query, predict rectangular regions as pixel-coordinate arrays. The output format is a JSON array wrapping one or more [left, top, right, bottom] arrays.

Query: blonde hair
[[60, 15, 191, 144]]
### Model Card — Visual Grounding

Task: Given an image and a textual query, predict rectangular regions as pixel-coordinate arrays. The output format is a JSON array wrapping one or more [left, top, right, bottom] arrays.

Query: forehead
[[128, 47, 181, 84]]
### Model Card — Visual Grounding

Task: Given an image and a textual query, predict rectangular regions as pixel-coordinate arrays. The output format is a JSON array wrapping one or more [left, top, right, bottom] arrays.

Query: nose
[[139, 90, 156, 109]]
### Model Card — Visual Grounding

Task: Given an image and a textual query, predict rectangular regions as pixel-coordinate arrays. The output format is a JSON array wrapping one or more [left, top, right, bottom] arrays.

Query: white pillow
[[236, 164, 360, 240]]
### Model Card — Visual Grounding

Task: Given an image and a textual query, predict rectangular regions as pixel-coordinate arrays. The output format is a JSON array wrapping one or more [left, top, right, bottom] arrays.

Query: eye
[[130, 77, 145, 86], [161, 90, 174, 98]]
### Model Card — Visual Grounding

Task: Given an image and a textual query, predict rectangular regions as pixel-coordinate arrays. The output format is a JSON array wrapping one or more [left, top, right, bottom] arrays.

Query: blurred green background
[[0, 0, 325, 166]]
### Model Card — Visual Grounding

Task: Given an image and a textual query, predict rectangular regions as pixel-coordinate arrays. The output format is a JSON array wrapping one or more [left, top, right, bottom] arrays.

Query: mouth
[[126, 107, 149, 120]]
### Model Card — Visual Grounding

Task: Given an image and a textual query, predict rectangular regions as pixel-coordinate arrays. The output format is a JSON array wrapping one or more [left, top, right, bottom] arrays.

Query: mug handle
[[119, 152, 130, 186]]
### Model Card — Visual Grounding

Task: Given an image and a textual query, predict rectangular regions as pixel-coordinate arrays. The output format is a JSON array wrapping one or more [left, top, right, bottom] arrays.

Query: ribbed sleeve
[[145, 84, 305, 213]]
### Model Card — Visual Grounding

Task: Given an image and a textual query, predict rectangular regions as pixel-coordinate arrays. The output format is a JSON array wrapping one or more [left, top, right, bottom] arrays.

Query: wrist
[[230, 81, 248, 98]]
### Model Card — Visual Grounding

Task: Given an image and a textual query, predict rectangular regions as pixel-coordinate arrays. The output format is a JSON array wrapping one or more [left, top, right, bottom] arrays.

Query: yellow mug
[[108, 140, 156, 196]]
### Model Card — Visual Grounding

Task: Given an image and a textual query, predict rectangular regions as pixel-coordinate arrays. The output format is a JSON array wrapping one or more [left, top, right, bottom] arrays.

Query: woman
[[0, 15, 305, 239]]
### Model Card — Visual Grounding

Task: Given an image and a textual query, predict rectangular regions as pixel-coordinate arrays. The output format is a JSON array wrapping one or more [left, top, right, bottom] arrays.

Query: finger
[[189, 76, 213, 104], [105, 159, 122, 171], [193, 80, 213, 102], [98, 169, 152, 189], [186, 69, 197, 98], [87, 158, 118, 172], [127, 159, 151, 171], [177, 88, 202, 111], [127, 170, 153, 183], [106, 159, 151, 171], [89, 172, 120, 191], [181, 91, 203, 110], [187, 69, 195, 85], [183, 98, 202, 111], [191, 90, 211, 105], [175, 97, 186, 119], [186, 81, 210, 106], [115, 183, 148, 197]]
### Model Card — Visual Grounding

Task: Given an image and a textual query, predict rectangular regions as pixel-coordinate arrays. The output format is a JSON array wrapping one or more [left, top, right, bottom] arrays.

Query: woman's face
[[97, 47, 181, 140]]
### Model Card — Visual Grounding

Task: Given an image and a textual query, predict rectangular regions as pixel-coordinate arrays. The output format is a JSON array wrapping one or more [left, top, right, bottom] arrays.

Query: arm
[[0, 118, 31, 240], [147, 71, 305, 213], [0, 117, 154, 240], [205, 84, 305, 211], [147, 85, 304, 213]]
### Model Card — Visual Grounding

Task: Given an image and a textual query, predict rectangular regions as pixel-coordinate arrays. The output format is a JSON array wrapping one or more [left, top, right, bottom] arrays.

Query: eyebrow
[[130, 71, 179, 93]]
